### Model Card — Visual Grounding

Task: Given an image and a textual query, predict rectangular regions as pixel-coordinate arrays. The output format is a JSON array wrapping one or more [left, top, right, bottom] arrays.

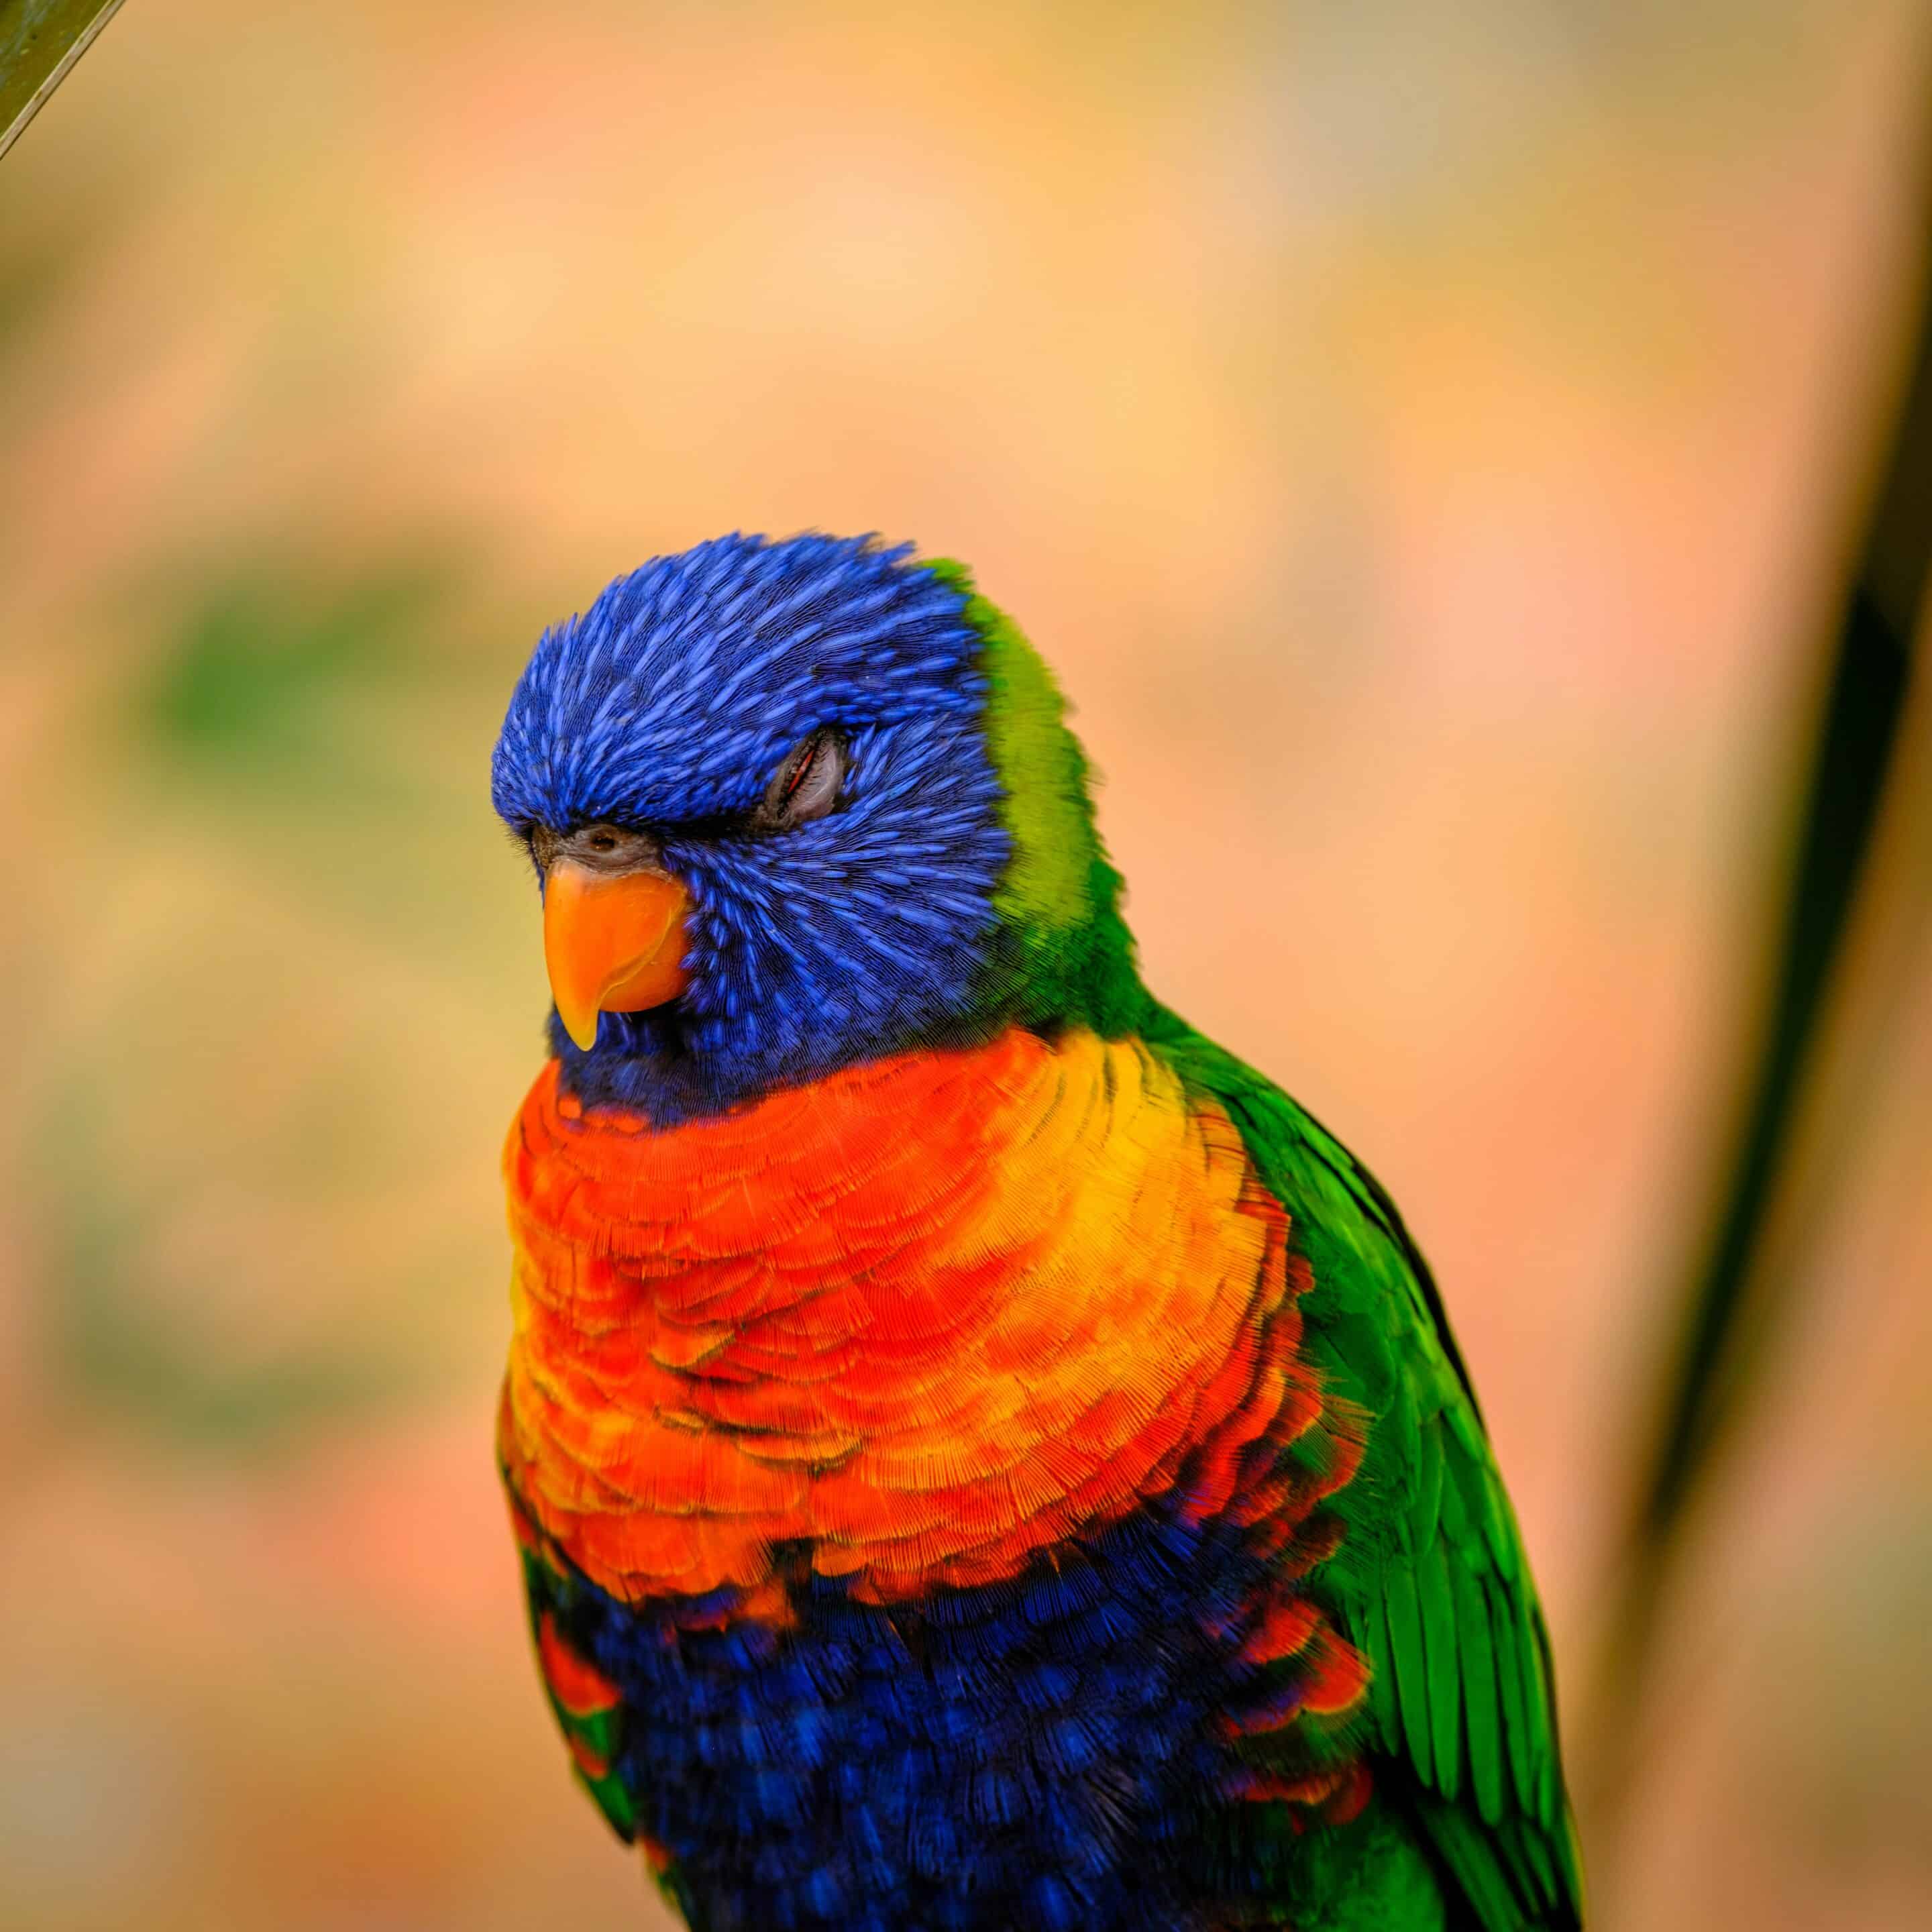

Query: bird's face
[[493, 534, 1056, 1119]]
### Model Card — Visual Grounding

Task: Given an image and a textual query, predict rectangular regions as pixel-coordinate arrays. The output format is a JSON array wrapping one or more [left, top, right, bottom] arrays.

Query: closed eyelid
[[757, 730, 845, 828]]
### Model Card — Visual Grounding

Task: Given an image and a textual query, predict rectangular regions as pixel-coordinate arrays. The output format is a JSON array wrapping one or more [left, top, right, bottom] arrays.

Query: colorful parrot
[[490, 533, 1582, 1932]]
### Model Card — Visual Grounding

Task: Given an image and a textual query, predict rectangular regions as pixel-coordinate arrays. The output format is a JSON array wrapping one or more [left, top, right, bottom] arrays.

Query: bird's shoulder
[[1136, 1006, 1584, 1932]]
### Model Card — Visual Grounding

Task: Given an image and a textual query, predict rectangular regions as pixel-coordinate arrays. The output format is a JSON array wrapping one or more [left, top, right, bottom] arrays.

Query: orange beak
[[541, 861, 693, 1052]]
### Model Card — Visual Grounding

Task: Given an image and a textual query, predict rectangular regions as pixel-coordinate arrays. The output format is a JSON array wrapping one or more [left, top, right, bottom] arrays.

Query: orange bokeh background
[[3, 5, 1931, 1928]]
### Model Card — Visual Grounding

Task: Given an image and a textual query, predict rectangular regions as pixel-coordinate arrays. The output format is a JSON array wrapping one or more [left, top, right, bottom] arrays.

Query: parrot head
[[492, 533, 1145, 1120]]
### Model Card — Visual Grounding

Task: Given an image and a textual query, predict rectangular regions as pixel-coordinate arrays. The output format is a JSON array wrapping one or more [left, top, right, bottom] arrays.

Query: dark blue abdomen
[[540, 1507, 1271, 1932]]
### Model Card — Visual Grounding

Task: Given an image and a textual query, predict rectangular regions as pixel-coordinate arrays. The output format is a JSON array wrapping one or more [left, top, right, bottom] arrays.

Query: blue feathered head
[[492, 533, 1140, 1119]]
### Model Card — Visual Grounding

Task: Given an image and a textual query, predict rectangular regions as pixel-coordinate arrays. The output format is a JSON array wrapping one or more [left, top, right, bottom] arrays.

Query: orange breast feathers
[[499, 1027, 1326, 1605]]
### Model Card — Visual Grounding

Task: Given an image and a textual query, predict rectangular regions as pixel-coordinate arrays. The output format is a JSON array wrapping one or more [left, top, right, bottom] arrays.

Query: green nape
[[922, 557, 1148, 1040]]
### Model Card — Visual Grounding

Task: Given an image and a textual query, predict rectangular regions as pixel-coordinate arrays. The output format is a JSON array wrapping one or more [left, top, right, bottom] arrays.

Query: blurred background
[[3, 2, 1931, 1927]]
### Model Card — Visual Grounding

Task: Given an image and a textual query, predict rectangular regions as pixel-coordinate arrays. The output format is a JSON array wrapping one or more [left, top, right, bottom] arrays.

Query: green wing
[[1143, 1008, 1584, 1931], [513, 1529, 641, 1844]]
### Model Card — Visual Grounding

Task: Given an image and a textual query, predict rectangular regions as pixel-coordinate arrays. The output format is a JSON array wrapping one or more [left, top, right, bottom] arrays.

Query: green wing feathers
[[1142, 1008, 1583, 1931]]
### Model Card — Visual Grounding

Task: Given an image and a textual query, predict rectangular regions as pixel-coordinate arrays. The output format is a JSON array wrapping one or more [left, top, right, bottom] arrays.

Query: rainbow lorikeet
[[490, 534, 1582, 1932]]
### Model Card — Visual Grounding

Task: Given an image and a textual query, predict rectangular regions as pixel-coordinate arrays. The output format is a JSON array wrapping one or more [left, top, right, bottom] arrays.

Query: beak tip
[[557, 1005, 600, 1053]]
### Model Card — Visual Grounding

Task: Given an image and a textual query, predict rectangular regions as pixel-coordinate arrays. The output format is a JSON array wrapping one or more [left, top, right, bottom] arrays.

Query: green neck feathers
[[925, 558, 1149, 1042]]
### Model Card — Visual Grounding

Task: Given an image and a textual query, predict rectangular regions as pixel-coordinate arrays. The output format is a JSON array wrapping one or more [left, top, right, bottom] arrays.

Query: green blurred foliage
[[140, 568, 440, 782]]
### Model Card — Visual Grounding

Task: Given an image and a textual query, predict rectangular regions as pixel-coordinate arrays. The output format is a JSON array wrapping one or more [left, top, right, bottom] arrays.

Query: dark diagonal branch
[[1583, 133, 1932, 1873], [0, 0, 127, 164]]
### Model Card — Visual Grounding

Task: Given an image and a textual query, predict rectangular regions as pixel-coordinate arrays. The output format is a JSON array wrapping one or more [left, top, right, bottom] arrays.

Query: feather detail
[[500, 1028, 1317, 1605]]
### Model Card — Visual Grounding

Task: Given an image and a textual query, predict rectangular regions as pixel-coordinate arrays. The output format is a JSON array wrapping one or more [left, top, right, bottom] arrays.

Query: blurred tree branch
[[0, 0, 125, 162], [1584, 106, 1932, 1880]]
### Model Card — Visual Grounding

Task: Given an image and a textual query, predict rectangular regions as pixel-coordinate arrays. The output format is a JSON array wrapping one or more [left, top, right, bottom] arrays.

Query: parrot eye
[[753, 730, 845, 833]]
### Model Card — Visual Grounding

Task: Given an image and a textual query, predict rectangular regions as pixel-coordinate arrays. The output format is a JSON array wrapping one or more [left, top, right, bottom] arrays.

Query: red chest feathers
[[499, 1026, 1327, 1605]]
